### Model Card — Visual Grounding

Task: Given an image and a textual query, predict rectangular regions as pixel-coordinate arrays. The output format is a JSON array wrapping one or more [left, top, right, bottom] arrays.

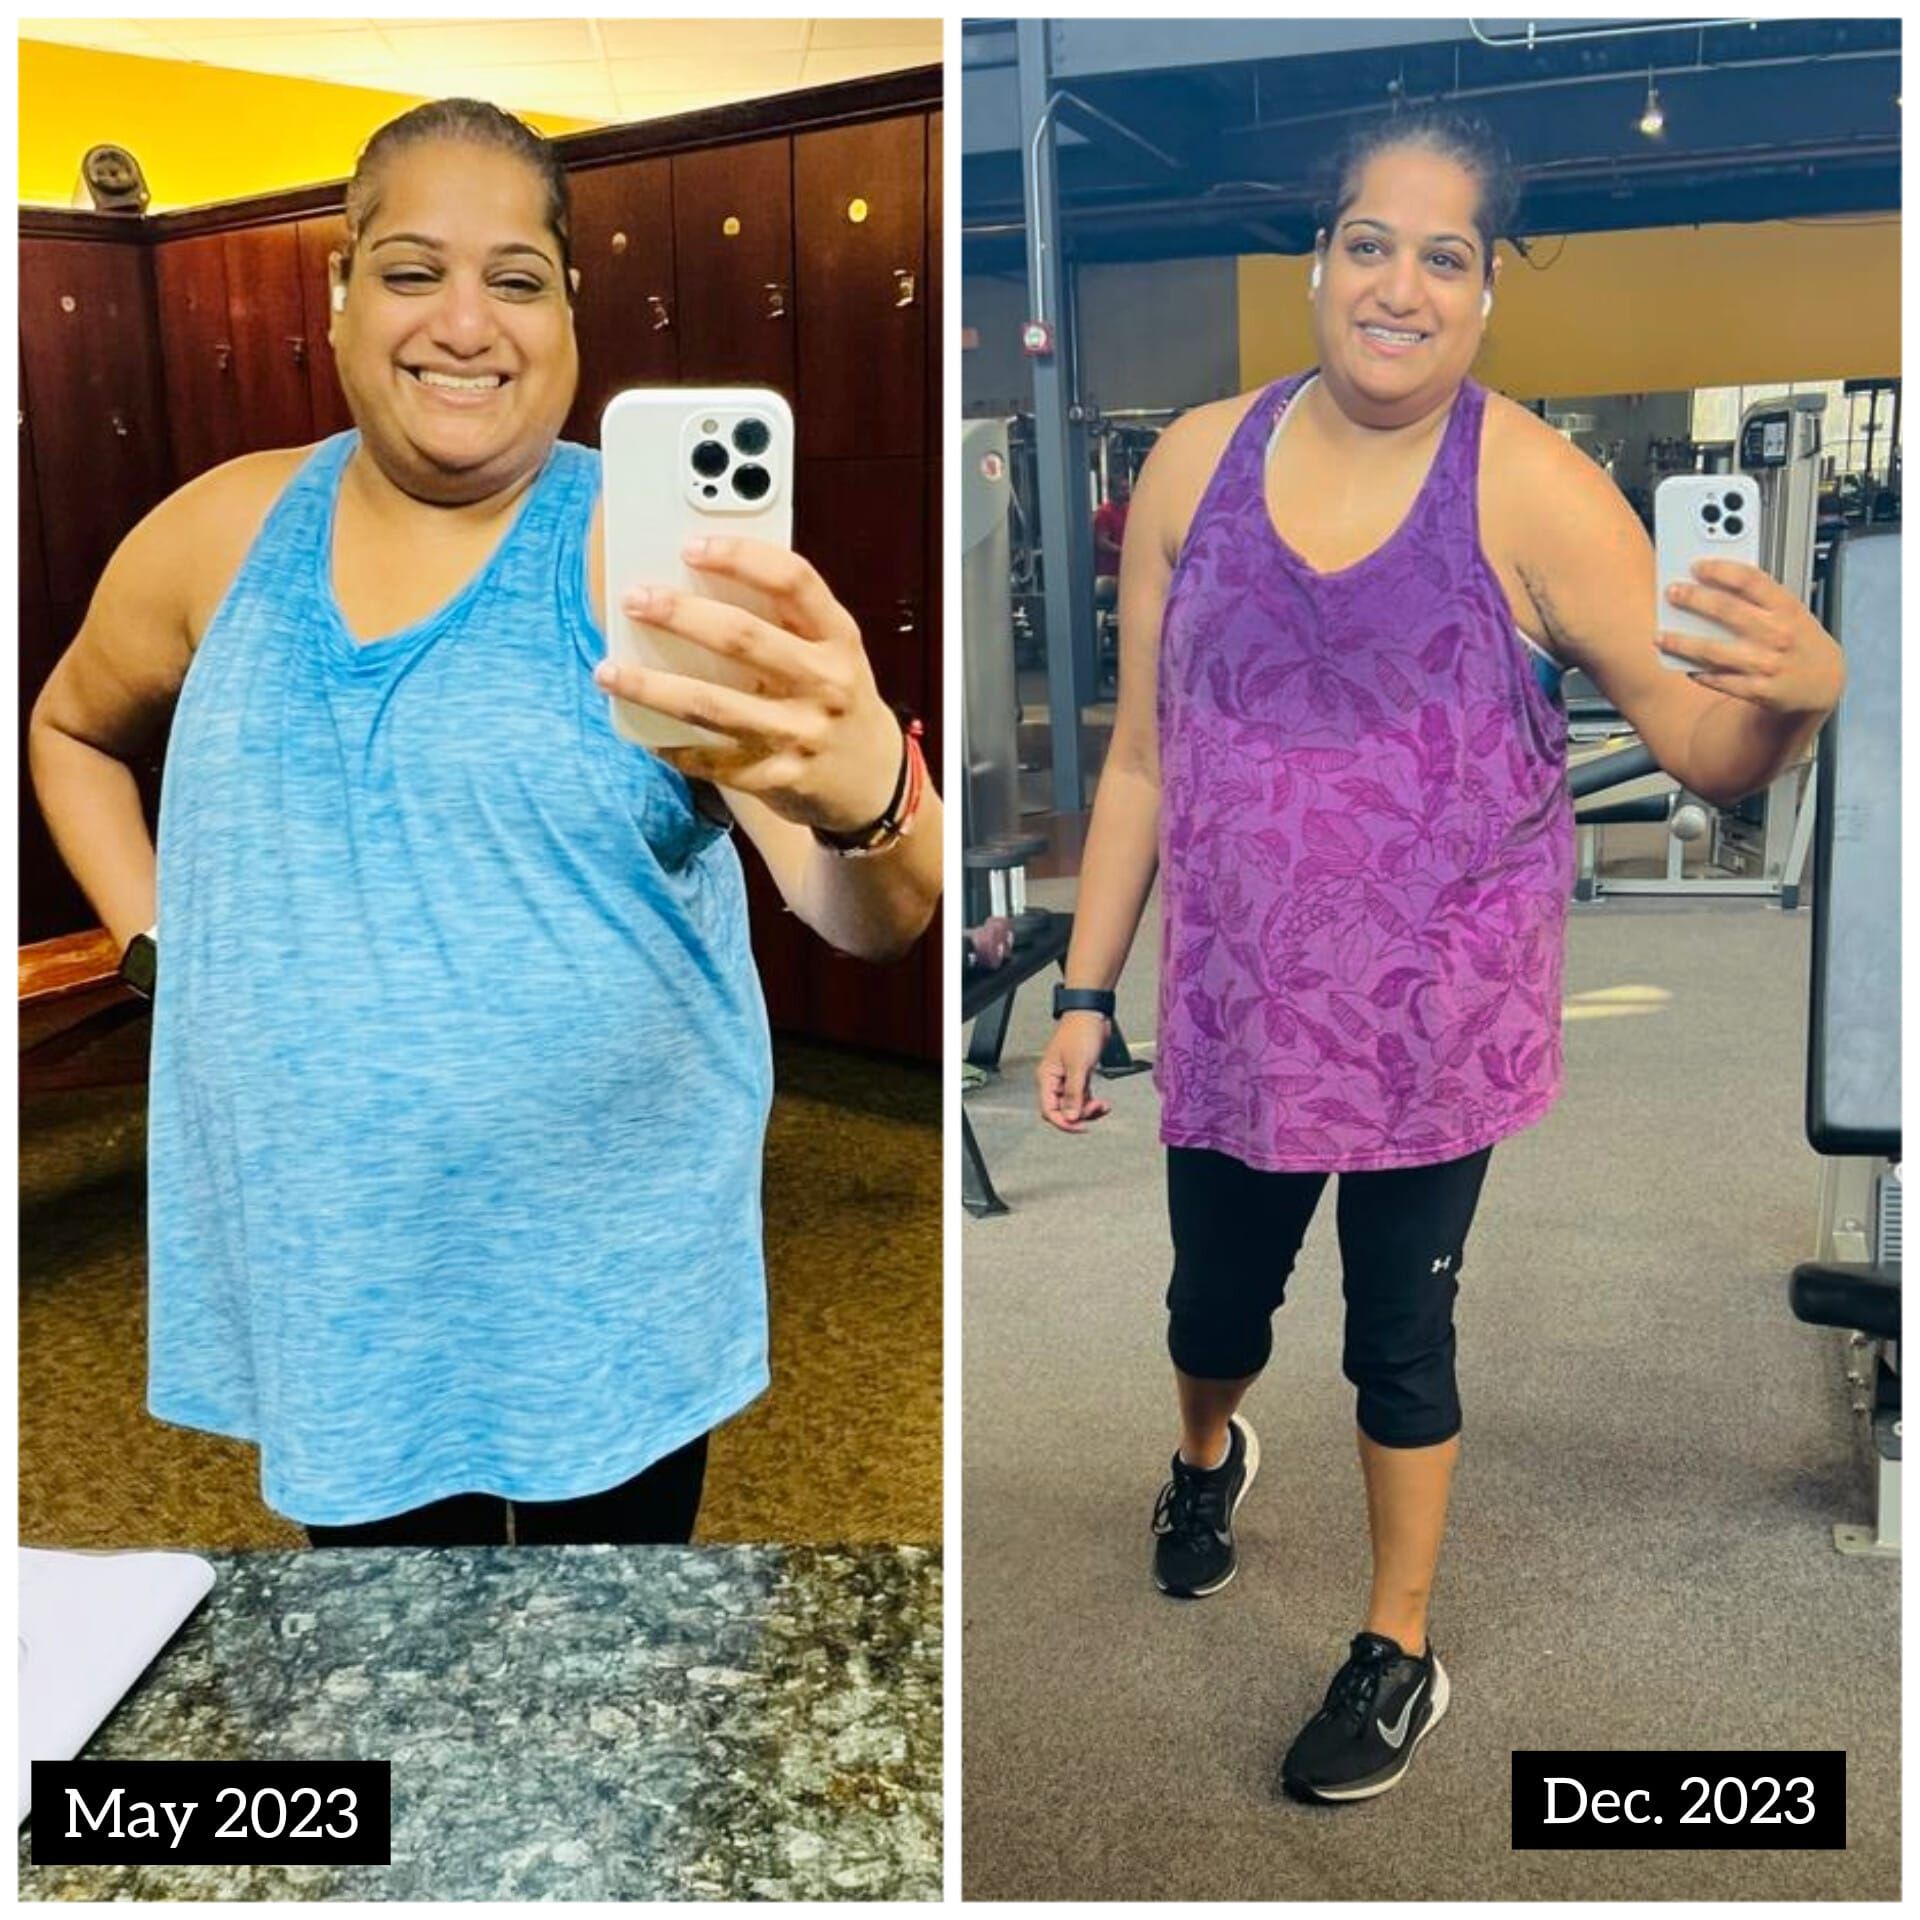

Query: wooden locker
[[793, 454, 926, 703], [221, 223, 314, 456], [152, 231, 243, 485], [19, 356, 54, 689], [19, 379, 95, 943], [563, 157, 679, 446], [671, 138, 796, 398], [922, 450, 944, 1064], [802, 579, 929, 1060], [18, 238, 172, 614], [921, 111, 945, 1063], [296, 213, 354, 439], [793, 115, 928, 460], [926, 111, 942, 441]]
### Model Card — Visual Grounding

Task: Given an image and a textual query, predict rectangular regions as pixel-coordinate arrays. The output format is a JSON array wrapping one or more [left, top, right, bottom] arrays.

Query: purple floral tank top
[[1155, 371, 1575, 1172]]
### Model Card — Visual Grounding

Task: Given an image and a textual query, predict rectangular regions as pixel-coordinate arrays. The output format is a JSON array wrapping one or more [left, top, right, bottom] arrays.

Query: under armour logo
[[1431, 1255, 1453, 1274]]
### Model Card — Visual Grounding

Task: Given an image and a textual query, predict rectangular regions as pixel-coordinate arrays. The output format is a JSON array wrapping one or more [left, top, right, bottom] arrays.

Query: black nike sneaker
[[1150, 1415, 1259, 1597], [1279, 1632, 1450, 1803]]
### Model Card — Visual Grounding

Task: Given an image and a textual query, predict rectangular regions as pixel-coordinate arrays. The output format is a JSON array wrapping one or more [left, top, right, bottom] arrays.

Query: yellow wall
[[19, 40, 597, 213], [1239, 217, 1900, 399]]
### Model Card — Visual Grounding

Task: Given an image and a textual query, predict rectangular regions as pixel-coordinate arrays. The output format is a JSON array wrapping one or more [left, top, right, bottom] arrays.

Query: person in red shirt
[[1093, 468, 1132, 582]]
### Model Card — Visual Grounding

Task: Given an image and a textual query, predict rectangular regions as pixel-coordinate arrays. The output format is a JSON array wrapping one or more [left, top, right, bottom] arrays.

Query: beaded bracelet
[[813, 716, 928, 857]]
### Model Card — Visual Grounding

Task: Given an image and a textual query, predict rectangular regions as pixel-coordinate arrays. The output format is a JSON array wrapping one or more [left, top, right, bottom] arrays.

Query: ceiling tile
[[606, 53, 804, 96], [806, 18, 942, 51], [139, 17, 382, 36], [607, 89, 773, 125], [597, 19, 809, 58], [19, 20, 169, 51], [144, 32, 403, 80], [386, 59, 606, 106], [379, 20, 601, 66], [800, 47, 940, 88]]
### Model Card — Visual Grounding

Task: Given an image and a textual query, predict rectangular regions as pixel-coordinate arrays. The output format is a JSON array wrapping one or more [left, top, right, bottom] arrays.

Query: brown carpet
[[19, 1024, 939, 1550]]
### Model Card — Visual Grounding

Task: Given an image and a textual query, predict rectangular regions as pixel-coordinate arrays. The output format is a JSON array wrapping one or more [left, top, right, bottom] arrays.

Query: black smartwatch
[[1052, 985, 1115, 1021], [119, 929, 157, 1002]]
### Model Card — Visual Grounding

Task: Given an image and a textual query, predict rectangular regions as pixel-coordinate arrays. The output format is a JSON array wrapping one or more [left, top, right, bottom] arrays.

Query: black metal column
[[1016, 18, 1094, 815]]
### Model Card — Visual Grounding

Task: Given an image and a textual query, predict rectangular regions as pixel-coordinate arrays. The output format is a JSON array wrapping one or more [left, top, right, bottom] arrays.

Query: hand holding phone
[[1652, 474, 1761, 672], [595, 388, 909, 837], [601, 387, 794, 749]]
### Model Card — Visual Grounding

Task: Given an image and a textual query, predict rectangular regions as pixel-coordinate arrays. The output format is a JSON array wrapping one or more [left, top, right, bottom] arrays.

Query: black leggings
[[1166, 1147, 1494, 1449], [303, 1432, 710, 1547]]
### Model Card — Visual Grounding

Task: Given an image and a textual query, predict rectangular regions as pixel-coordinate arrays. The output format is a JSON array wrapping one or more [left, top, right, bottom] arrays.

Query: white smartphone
[[1652, 473, 1761, 672], [601, 386, 794, 750]]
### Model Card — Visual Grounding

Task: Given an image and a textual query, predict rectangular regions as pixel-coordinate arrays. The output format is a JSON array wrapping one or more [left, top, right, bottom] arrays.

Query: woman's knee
[[1344, 1330, 1461, 1447], [1167, 1309, 1273, 1382]]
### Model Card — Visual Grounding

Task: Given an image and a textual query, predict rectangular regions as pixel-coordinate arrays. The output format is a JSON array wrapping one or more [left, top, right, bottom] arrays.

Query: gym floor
[[961, 875, 1898, 1899]]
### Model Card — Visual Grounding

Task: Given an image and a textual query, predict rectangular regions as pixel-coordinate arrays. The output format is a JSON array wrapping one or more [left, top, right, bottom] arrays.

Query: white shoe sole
[[1286, 1655, 1451, 1803], [1154, 1417, 1260, 1598]]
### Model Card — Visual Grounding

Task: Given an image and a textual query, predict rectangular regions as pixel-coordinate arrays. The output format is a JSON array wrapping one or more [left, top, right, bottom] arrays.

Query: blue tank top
[[147, 430, 773, 1526]]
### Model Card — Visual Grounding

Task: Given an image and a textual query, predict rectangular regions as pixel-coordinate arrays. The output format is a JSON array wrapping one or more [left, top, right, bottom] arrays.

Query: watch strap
[[1052, 984, 1116, 1020]]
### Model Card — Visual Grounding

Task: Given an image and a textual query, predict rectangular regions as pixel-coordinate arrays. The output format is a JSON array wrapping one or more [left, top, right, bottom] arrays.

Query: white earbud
[[331, 283, 347, 315], [1481, 288, 1493, 319], [1310, 260, 1323, 293]]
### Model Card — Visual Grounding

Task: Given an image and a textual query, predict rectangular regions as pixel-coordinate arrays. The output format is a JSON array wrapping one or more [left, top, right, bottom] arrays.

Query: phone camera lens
[[1724, 515, 1744, 537], [1701, 503, 1722, 524], [1723, 491, 1744, 511], [691, 439, 730, 479], [732, 417, 772, 457], [732, 463, 771, 502]]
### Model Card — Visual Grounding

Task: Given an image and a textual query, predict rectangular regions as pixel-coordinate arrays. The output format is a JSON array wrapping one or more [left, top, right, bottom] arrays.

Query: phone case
[[601, 386, 794, 749], [1652, 474, 1761, 672]]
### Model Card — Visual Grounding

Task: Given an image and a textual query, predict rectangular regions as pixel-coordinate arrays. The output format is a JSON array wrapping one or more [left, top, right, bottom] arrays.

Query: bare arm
[[725, 777, 942, 966], [1494, 405, 1843, 807]]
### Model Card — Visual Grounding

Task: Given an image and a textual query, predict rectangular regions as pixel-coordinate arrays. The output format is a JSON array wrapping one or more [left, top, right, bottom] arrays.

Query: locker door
[[920, 111, 944, 1063], [926, 111, 942, 444], [806, 581, 930, 1057], [19, 368, 93, 943], [19, 352, 53, 687], [564, 157, 678, 447], [794, 458, 929, 1055], [297, 213, 354, 439], [19, 237, 172, 612], [222, 223, 315, 454], [793, 115, 927, 460], [795, 455, 926, 704], [153, 231, 243, 485], [671, 137, 796, 398]]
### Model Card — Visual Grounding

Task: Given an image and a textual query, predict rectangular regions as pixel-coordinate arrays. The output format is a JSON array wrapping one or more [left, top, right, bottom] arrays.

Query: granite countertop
[[20, 1544, 941, 1902]]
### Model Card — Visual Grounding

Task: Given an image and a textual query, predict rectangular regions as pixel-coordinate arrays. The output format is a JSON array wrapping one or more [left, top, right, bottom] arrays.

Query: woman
[[1036, 110, 1842, 1803], [29, 100, 941, 1549]]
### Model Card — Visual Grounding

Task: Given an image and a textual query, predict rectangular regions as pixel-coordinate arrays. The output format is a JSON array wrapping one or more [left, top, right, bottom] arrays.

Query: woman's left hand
[[1660, 559, 1846, 716], [593, 536, 904, 834]]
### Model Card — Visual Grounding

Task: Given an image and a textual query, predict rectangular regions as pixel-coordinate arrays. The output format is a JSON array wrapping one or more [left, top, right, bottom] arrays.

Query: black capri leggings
[[303, 1432, 710, 1548], [1166, 1146, 1494, 1449]]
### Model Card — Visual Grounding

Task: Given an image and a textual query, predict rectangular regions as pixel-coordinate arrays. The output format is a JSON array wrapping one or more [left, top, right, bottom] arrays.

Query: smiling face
[[1311, 143, 1496, 428], [329, 139, 579, 505]]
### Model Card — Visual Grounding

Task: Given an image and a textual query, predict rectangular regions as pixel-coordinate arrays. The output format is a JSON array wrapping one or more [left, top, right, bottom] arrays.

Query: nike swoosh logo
[[1377, 1676, 1428, 1750]]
